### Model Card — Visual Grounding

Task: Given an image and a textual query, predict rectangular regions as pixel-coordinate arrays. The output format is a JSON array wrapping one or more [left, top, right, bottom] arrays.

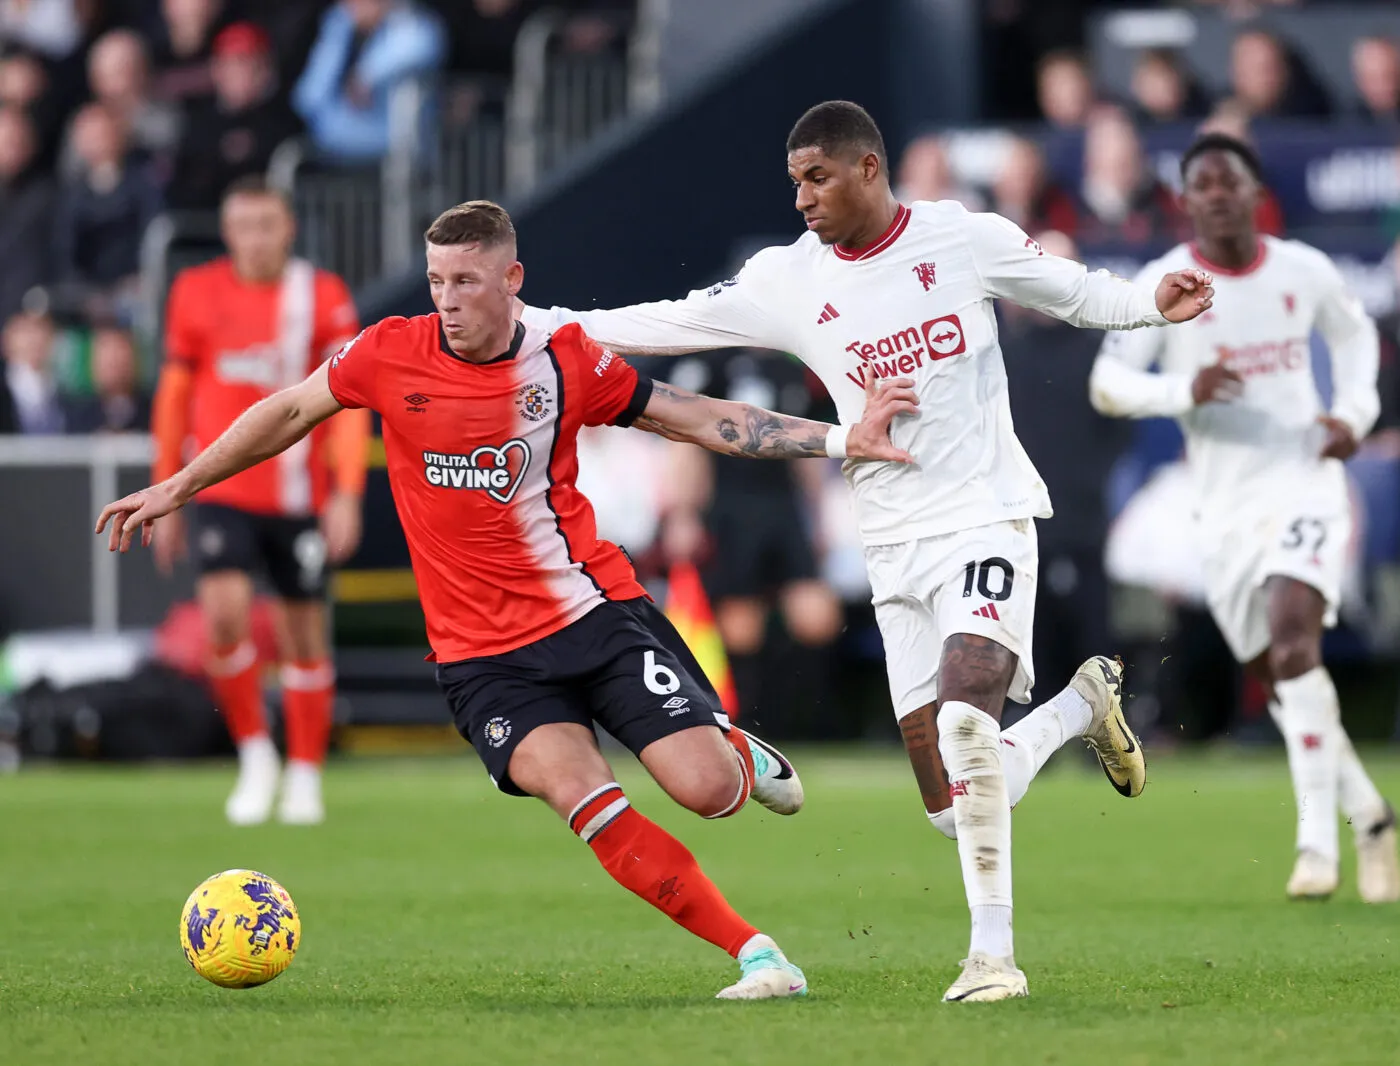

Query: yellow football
[[179, 869, 301, 988]]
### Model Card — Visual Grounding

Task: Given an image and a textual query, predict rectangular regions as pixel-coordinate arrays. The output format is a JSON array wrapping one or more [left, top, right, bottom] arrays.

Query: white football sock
[[1000, 686, 1092, 806], [1335, 721, 1387, 830], [937, 701, 1013, 959], [1271, 666, 1341, 862]]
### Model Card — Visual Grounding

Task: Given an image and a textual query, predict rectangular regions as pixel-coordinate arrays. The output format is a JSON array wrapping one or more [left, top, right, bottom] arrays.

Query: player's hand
[[1317, 415, 1359, 461], [1155, 268, 1215, 323], [847, 374, 918, 463], [1190, 357, 1244, 405], [320, 490, 363, 565], [95, 482, 187, 559]]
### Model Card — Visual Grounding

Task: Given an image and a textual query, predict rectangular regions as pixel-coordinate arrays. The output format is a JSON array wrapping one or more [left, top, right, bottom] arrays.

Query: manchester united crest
[[516, 382, 552, 422]]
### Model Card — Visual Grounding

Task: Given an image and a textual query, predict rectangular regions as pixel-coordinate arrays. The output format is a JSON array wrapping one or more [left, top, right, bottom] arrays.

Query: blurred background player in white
[[522, 100, 1215, 1002], [1090, 132, 1399, 905]]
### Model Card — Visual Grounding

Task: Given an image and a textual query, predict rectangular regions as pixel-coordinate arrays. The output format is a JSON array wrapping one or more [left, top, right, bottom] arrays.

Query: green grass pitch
[[3, 749, 1399, 1065]]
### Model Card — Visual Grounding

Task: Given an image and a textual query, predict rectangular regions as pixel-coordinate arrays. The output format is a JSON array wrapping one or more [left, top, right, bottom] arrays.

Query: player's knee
[[716, 599, 766, 655], [205, 614, 249, 649], [683, 765, 746, 818], [1268, 637, 1319, 683], [782, 582, 841, 646]]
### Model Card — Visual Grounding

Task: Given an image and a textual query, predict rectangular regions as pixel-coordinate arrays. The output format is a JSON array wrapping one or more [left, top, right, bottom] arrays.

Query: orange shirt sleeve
[[314, 271, 360, 359], [327, 407, 371, 497], [153, 271, 202, 482], [151, 364, 194, 483]]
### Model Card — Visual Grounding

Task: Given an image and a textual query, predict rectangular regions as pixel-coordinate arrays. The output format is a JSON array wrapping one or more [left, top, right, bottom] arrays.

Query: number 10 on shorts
[[962, 558, 1014, 601]]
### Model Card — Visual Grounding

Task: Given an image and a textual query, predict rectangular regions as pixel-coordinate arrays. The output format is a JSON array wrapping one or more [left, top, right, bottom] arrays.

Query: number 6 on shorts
[[643, 650, 681, 695]]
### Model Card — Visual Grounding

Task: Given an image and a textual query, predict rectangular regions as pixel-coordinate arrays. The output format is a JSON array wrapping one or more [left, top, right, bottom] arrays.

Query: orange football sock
[[280, 660, 335, 765], [207, 641, 266, 743], [569, 783, 759, 956]]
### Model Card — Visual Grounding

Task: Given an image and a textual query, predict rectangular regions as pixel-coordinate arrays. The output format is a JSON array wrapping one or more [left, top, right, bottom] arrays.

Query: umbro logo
[[404, 393, 430, 412], [972, 604, 1001, 621], [816, 302, 840, 325]]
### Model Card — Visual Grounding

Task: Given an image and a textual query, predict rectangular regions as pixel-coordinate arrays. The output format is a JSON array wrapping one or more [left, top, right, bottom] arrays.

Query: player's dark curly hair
[[1180, 132, 1263, 183], [786, 101, 887, 168]]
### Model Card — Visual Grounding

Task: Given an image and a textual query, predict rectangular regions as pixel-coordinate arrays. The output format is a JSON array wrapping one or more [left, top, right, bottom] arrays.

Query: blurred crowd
[[0, 0, 633, 434]]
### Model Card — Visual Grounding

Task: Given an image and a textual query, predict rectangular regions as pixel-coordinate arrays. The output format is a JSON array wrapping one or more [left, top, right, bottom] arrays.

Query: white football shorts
[[865, 518, 1038, 720], [1201, 480, 1351, 664]]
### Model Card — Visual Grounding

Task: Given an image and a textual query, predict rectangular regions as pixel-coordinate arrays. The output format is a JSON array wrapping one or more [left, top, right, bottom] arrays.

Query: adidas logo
[[972, 604, 1001, 621], [816, 302, 840, 325]]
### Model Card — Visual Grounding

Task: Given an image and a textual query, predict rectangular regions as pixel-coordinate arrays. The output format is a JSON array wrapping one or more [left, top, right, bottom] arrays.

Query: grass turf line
[[2, 750, 1399, 1065]]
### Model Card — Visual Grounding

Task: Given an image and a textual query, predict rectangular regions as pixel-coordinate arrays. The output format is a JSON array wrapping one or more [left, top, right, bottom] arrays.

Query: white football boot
[[277, 760, 326, 825], [225, 735, 280, 826], [1286, 849, 1339, 900], [1073, 656, 1147, 799], [736, 728, 804, 815], [715, 934, 808, 1000], [1356, 805, 1399, 904], [942, 952, 1029, 1003]]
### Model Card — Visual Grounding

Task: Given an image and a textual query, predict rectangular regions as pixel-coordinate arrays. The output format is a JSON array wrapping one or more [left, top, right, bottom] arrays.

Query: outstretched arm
[[969, 212, 1213, 328], [519, 250, 791, 356], [95, 362, 345, 552], [630, 373, 918, 462]]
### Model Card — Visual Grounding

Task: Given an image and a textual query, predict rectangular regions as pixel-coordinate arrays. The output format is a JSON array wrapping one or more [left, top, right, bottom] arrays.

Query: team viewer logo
[[423, 441, 531, 504], [923, 315, 966, 358]]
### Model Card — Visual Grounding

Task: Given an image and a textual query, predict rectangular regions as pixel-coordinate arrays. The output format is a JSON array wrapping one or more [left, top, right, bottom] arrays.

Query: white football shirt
[[523, 200, 1168, 546], [1089, 236, 1380, 529]]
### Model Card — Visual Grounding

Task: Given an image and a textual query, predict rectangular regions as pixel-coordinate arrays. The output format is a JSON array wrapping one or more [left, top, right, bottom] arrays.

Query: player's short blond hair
[[424, 201, 516, 252]]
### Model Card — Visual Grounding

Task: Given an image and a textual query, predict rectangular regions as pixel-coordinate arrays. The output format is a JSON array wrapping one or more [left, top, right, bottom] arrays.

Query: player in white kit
[[521, 101, 1216, 1001], [1090, 132, 1399, 904]]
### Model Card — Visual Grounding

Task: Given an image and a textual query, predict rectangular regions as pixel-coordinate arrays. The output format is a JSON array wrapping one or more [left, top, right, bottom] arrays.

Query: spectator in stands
[[1078, 106, 1183, 244], [1228, 28, 1331, 120], [0, 47, 62, 166], [65, 323, 151, 433], [292, 0, 447, 164], [150, 0, 227, 105], [1036, 50, 1095, 130], [88, 29, 183, 165], [0, 308, 68, 434], [53, 103, 162, 317], [895, 134, 984, 210], [1129, 48, 1209, 125], [1196, 100, 1286, 235], [0, 0, 83, 60], [439, 0, 541, 82], [990, 136, 1077, 235], [1000, 229, 1128, 715], [167, 22, 302, 211], [1351, 35, 1400, 125], [0, 106, 53, 325]]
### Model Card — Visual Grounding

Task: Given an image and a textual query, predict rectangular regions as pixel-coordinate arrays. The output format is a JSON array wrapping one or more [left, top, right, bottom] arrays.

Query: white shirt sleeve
[[967, 212, 1168, 330], [1089, 327, 1193, 418], [1311, 255, 1381, 439], [1088, 263, 1193, 419], [520, 249, 791, 356]]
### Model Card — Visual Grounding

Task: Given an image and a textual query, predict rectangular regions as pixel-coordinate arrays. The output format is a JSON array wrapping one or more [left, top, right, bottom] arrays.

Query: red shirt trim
[[834, 203, 911, 261], [1189, 239, 1267, 277]]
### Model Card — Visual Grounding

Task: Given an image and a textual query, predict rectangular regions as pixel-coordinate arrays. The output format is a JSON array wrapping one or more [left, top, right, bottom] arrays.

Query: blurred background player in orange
[[150, 175, 368, 826]]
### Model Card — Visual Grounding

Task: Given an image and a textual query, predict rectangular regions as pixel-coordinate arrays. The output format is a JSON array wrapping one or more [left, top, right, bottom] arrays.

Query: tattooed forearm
[[635, 379, 831, 458], [729, 406, 827, 458]]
